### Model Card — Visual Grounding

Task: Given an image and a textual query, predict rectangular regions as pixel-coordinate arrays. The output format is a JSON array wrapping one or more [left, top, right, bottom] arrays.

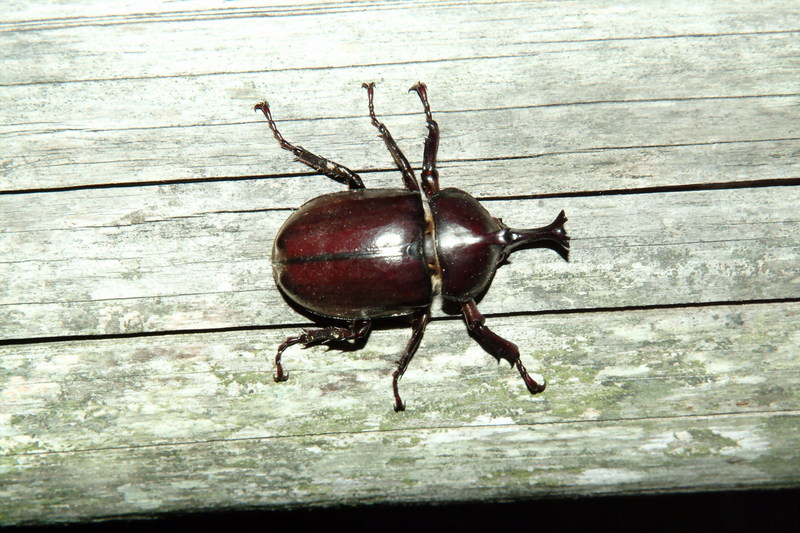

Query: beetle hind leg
[[273, 320, 372, 382], [254, 102, 365, 190], [460, 299, 546, 395]]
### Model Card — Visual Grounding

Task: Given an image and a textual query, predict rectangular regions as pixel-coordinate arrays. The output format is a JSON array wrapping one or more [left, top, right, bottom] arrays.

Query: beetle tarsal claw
[[408, 81, 427, 94], [516, 359, 546, 395]]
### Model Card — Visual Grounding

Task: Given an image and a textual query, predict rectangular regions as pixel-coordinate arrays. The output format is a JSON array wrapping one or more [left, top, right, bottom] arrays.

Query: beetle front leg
[[391, 307, 431, 412], [362, 82, 420, 193], [460, 299, 546, 395], [254, 102, 365, 190], [274, 320, 372, 382], [409, 82, 440, 197]]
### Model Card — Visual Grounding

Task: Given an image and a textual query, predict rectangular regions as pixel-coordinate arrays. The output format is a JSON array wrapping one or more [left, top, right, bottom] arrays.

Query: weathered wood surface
[[2, 187, 799, 339], [1, 0, 799, 526]]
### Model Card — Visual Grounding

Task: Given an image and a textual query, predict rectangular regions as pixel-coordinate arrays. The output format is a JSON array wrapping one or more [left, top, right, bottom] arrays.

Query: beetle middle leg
[[274, 320, 372, 382], [254, 102, 365, 189], [460, 299, 546, 395], [409, 82, 440, 197], [362, 82, 420, 193], [392, 307, 431, 412]]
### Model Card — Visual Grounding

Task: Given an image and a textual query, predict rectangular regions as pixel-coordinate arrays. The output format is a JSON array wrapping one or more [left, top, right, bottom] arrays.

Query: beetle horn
[[503, 210, 570, 261]]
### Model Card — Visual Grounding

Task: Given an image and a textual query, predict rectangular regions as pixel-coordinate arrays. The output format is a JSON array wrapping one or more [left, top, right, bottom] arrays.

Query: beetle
[[255, 82, 569, 411]]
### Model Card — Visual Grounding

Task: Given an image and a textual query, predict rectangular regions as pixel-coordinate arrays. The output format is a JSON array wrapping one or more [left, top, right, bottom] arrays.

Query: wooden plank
[[2, 302, 798, 523], [1, 413, 798, 524], [3, 91, 799, 192], [2, 1, 797, 85], [2, 3, 798, 192], [2, 37, 798, 191], [2, 0, 800, 525], [2, 302, 798, 446], [2, 186, 798, 339]]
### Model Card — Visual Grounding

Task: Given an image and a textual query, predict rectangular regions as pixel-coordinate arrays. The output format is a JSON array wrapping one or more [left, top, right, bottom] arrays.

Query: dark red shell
[[429, 188, 505, 301], [272, 189, 432, 319]]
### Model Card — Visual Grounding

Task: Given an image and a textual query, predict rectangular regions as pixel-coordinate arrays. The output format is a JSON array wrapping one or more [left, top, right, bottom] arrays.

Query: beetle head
[[430, 189, 569, 302]]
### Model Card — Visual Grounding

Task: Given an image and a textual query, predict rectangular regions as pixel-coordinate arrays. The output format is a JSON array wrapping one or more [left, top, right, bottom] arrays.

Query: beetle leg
[[409, 82, 440, 198], [460, 299, 546, 395], [254, 102, 365, 190], [392, 307, 431, 412], [274, 320, 372, 382], [361, 82, 420, 193]]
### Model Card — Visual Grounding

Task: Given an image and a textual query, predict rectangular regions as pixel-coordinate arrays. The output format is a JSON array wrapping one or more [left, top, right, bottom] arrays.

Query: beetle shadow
[[514, 239, 571, 263], [276, 286, 442, 348], [275, 286, 376, 351], [441, 240, 570, 315]]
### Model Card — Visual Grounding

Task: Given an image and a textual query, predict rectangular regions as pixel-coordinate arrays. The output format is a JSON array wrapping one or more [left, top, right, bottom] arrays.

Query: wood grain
[[2, 186, 798, 339], [1, 0, 798, 525]]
